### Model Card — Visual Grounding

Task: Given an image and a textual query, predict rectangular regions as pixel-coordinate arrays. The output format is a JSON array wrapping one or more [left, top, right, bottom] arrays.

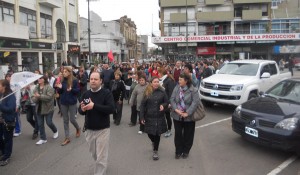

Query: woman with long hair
[[170, 73, 200, 159], [32, 75, 58, 145], [0, 79, 16, 166], [140, 77, 168, 161], [158, 68, 176, 138], [57, 66, 81, 146]]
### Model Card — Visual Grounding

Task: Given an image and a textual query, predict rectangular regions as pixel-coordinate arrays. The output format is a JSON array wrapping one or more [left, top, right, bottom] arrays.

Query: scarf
[[177, 86, 188, 112]]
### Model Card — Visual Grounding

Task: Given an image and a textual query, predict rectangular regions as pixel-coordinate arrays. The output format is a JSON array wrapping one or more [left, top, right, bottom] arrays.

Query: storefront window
[[21, 52, 39, 72], [42, 53, 54, 72], [0, 52, 18, 71]]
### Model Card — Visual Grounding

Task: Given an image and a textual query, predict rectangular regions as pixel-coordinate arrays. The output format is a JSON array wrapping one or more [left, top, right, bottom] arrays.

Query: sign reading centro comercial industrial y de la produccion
[[152, 33, 300, 43]]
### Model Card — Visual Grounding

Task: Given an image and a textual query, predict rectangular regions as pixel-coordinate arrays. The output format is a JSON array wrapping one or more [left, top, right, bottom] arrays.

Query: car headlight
[[275, 118, 299, 131], [230, 84, 243, 91], [200, 81, 205, 87], [234, 105, 242, 118]]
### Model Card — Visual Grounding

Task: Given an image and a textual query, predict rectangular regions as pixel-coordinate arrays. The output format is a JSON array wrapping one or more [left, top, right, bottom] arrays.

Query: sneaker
[[53, 131, 59, 139], [0, 158, 10, 166], [76, 128, 81, 138], [32, 133, 38, 140], [128, 122, 136, 127], [36, 140, 47, 145], [164, 130, 172, 137], [75, 114, 77, 118], [13, 133, 21, 137], [61, 138, 70, 146], [152, 151, 159, 161], [138, 131, 143, 134]]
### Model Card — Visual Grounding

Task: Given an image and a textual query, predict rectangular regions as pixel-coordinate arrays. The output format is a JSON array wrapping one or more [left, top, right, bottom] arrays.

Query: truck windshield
[[218, 63, 259, 76]]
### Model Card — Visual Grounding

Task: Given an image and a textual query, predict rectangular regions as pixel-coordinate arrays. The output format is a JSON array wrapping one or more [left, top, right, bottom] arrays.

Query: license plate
[[245, 126, 258, 137], [210, 91, 219, 96]]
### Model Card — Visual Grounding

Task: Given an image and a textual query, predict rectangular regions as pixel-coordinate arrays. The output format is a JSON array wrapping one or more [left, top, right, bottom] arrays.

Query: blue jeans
[[26, 105, 39, 134], [37, 111, 57, 140], [0, 123, 14, 160], [14, 111, 21, 133]]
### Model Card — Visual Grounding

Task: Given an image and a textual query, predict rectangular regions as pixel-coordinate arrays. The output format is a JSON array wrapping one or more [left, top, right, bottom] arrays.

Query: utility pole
[[87, 0, 99, 63], [88, 0, 91, 63], [186, 0, 189, 61]]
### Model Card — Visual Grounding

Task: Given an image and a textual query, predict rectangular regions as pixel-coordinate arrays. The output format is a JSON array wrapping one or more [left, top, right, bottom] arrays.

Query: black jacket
[[110, 79, 126, 102], [140, 87, 168, 135], [162, 77, 176, 101], [78, 88, 115, 130]]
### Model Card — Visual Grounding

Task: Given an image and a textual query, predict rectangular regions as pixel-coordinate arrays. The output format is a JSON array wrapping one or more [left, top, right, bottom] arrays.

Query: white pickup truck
[[199, 60, 291, 106]]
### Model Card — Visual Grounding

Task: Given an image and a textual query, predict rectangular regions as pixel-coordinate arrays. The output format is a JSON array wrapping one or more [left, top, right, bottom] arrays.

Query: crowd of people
[[0, 59, 218, 174]]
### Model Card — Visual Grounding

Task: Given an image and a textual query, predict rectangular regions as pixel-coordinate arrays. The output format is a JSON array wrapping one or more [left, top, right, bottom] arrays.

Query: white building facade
[[0, 0, 80, 73], [80, 11, 127, 64]]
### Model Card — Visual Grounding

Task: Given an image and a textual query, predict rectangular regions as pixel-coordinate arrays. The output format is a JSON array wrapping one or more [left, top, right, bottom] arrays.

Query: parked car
[[199, 60, 291, 106], [295, 63, 300, 70], [232, 78, 300, 154]]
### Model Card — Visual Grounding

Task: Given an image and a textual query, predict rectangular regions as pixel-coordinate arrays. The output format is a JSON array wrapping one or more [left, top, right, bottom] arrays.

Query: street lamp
[[185, 0, 188, 61], [87, 0, 99, 63]]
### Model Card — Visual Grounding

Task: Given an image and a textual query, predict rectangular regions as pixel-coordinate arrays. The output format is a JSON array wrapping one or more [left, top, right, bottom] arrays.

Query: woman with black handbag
[[0, 79, 17, 166], [170, 73, 200, 159], [110, 71, 125, 125]]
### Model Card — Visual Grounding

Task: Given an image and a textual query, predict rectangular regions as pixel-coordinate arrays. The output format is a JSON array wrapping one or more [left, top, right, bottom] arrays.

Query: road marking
[[267, 155, 298, 175], [195, 117, 231, 129]]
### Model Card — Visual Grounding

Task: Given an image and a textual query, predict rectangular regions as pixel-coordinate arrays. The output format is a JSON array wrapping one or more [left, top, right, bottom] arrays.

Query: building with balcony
[[80, 12, 127, 64], [153, 0, 300, 61], [117, 15, 137, 61], [0, 0, 80, 73]]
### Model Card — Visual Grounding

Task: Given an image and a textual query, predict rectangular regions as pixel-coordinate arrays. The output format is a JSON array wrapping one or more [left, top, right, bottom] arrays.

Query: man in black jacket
[[78, 72, 115, 175]]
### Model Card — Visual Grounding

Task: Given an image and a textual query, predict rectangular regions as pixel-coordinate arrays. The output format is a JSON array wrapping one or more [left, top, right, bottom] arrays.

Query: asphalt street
[[1, 69, 300, 175]]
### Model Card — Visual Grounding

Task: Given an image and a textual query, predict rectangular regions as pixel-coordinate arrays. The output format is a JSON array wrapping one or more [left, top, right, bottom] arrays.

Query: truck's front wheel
[[248, 93, 258, 100]]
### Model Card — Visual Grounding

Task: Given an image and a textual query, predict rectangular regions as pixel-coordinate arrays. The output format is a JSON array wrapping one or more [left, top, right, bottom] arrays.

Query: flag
[[107, 50, 114, 62]]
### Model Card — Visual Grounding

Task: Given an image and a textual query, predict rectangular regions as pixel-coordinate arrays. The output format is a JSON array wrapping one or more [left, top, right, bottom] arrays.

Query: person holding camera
[[0, 79, 17, 166], [79, 71, 115, 175]]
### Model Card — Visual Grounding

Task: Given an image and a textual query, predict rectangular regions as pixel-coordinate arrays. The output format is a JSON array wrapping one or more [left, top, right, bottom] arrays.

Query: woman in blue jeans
[[0, 79, 17, 166], [32, 75, 58, 145], [56, 66, 81, 146]]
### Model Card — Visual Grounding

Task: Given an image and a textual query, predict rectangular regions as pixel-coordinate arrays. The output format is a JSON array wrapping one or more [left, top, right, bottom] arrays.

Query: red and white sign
[[197, 47, 216, 55], [152, 33, 300, 43]]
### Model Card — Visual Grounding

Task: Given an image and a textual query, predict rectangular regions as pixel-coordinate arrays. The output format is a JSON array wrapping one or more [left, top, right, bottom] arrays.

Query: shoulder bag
[[191, 91, 206, 121]]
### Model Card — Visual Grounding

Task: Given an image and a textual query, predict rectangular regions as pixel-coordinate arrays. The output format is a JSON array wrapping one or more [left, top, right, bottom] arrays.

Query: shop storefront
[[67, 45, 80, 66], [0, 39, 56, 73]]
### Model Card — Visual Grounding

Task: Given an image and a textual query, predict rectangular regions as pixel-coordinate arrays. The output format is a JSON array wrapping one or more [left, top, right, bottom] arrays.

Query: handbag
[[192, 101, 205, 121], [4, 121, 16, 131], [191, 91, 206, 121]]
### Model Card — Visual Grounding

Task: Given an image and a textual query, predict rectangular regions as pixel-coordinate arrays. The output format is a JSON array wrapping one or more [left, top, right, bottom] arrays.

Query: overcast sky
[[79, 0, 160, 47]]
